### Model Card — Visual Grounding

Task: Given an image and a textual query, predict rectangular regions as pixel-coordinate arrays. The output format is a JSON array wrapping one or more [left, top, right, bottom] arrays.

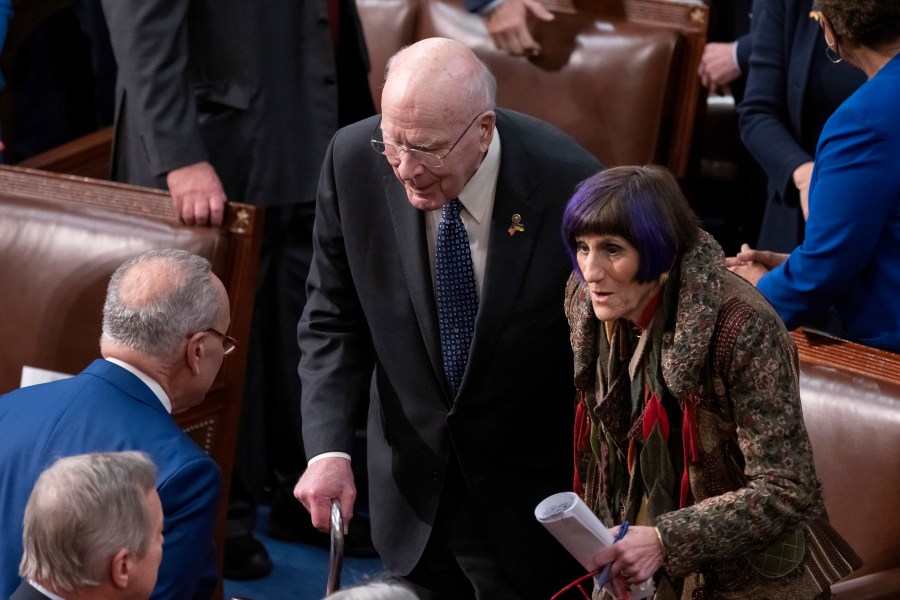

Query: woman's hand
[[726, 244, 789, 286], [585, 525, 664, 590], [733, 244, 790, 270]]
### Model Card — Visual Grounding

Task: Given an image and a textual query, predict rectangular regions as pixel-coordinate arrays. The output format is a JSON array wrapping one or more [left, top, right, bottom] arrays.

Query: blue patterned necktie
[[435, 198, 478, 396]]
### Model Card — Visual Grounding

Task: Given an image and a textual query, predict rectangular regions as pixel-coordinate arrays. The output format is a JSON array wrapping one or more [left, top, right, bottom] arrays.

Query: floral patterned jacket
[[564, 231, 859, 599]]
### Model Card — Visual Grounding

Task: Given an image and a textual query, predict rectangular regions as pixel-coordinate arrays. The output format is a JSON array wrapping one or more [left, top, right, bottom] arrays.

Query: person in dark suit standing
[[293, 38, 602, 600], [13, 452, 163, 600], [738, 0, 865, 252], [0, 249, 228, 600], [98, 0, 375, 574]]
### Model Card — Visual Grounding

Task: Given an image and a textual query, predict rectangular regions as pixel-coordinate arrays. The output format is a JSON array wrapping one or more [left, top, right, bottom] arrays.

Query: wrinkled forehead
[[381, 107, 457, 144], [380, 95, 470, 145]]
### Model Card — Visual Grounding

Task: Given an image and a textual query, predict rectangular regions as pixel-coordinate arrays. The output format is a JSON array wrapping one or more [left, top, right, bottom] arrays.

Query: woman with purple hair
[[558, 165, 858, 599]]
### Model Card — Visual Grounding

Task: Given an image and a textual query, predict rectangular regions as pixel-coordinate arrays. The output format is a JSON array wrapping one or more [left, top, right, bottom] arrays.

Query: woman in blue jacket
[[730, 0, 900, 353]]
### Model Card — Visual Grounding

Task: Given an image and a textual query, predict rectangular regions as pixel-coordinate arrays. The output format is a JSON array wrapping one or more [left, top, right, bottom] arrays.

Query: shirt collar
[[105, 357, 173, 414], [29, 580, 67, 600], [457, 128, 501, 225]]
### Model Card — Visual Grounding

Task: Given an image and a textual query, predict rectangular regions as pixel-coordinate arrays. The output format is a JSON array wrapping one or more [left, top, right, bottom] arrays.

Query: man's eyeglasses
[[370, 113, 482, 168], [198, 328, 238, 356]]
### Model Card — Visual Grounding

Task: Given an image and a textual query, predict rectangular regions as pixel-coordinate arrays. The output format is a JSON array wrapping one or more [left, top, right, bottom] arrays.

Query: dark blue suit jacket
[[0, 360, 220, 600]]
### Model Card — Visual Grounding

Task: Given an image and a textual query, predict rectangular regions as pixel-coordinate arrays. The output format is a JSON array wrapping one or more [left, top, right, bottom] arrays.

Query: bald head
[[377, 38, 498, 211], [383, 38, 496, 121], [115, 258, 181, 311]]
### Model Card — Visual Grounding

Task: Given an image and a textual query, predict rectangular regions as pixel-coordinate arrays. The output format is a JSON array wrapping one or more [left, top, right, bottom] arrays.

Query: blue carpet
[[224, 506, 384, 600]]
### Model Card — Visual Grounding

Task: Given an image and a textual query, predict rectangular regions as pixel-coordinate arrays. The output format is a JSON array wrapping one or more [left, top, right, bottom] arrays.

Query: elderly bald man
[[293, 38, 603, 599]]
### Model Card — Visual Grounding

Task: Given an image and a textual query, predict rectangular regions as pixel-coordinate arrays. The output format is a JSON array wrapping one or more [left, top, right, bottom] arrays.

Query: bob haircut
[[561, 165, 699, 283]]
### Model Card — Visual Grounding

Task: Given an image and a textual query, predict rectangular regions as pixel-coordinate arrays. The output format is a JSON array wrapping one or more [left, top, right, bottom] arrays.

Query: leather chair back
[[356, 0, 708, 177], [0, 165, 263, 596], [792, 329, 900, 598]]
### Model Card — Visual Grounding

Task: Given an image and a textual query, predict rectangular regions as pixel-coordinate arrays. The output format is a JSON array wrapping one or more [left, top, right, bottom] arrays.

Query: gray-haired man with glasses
[[293, 37, 602, 600], [0, 249, 231, 600]]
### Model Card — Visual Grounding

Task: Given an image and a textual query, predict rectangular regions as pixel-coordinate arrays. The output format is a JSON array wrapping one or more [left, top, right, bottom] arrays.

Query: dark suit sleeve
[[100, 0, 208, 176], [153, 456, 221, 600], [735, 30, 753, 74], [737, 0, 812, 203], [298, 130, 374, 458], [734, 0, 755, 73]]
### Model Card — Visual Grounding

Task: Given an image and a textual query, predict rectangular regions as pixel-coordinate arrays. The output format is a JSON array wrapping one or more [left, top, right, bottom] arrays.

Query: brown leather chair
[[792, 328, 900, 599], [357, 0, 709, 177], [0, 164, 263, 598]]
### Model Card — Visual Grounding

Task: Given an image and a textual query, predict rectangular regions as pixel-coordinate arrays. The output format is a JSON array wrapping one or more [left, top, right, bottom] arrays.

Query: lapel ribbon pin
[[508, 213, 525, 236]]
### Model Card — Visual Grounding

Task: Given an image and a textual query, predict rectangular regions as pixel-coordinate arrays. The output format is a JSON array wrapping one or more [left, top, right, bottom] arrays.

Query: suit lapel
[[464, 113, 542, 392], [382, 174, 449, 399]]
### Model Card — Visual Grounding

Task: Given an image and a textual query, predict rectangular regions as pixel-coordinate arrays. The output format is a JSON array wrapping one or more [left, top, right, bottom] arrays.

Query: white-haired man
[[14, 451, 163, 600]]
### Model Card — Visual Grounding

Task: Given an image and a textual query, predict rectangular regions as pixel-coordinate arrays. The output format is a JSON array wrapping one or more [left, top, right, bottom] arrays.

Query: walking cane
[[326, 499, 345, 595]]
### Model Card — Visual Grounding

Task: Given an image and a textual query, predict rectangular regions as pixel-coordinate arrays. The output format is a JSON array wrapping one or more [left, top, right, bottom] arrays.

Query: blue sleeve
[[757, 100, 896, 328], [152, 456, 222, 600]]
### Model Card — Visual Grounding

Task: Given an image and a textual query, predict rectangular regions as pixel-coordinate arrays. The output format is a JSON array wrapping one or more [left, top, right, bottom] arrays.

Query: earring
[[825, 40, 843, 64], [659, 271, 670, 287]]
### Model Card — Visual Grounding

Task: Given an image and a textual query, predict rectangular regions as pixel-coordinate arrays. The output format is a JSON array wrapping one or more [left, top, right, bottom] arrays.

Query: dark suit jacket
[[738, 0, 864, 251], [100, 0, 372, 207], [299, 109, 602, 598], [10, 582, 49, 600], [738, 0, 819, 251], [0, 360, 220, 600]]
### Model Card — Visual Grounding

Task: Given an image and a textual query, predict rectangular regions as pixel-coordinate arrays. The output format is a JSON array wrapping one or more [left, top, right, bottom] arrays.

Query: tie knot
[[442, 198, 463, 222]]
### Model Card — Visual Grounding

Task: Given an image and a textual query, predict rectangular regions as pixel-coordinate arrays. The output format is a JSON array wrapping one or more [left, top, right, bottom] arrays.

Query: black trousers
[[403, 460, 527, 600]]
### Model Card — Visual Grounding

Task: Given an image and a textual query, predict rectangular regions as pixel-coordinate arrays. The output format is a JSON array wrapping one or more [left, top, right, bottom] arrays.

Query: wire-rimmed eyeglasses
[[194, 327, 238, 356], [370, 113, 482, 168]]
